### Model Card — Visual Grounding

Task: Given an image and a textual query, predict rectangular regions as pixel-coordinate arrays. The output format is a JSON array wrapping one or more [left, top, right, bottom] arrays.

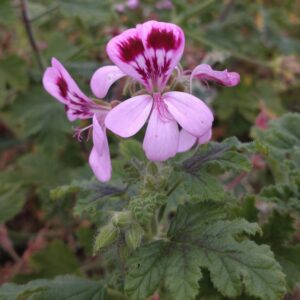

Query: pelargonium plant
[[36, 20, 289, 300], [43, 20, 239, 182]]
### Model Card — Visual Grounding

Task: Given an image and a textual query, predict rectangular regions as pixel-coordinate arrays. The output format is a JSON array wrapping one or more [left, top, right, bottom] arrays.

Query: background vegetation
[[0, 0, 300, 299]]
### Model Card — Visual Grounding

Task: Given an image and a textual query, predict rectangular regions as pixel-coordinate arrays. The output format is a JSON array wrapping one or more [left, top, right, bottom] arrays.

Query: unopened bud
[[125, 225, 144, 250], [112, 211, 132, 228], [93, 223, 118, 254]]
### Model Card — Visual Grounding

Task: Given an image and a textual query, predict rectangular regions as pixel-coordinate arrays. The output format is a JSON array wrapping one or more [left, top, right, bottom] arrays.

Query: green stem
[[178, 0, 217, 23], [158, 178, 183, 222], [187, 32, 273, 69]]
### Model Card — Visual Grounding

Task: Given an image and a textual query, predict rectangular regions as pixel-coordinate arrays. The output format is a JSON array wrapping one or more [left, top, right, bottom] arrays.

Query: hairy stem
[[20, 0, 45, 71]]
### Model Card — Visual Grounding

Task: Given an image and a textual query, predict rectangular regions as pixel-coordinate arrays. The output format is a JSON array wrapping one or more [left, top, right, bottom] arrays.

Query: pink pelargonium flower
[[191, 63, 240, 87], [177, 64, 240, 152], [42, 58, 112, 182], [91, 20, 215, 161]]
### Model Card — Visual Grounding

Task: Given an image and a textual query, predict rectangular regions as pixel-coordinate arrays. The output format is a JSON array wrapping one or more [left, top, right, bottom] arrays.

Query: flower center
[[153, 92, 171, 122]]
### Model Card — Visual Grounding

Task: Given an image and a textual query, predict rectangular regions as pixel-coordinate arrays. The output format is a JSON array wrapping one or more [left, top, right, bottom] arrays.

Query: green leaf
[[182, 137, 252, 175], [72, 178, 126, 221], [125, 241, 167, 300], [260, 180, 300, 214], [0, 153, 74, 198], [214, 83, 259, 123], [183, 172, 225, 202], [0, 275, 106, 300], [233, 195, 259, 222], [125, 202, 285, 300], [0, 185, 25, 224], [58, 0, 112, 25], [13, 241, 81, 282], [119, 139, 146, 162], [258, 211, 300, 291], [169, 204, 285, 300], [165, 244, 202, 300], [0, 151, 80, 223], [260, 211, 295, 245], [4, 86, 70, 151], [0, 0, 16, 25], [275, 246, 300, 291], [252, 113, 300, 161], [76, 226, 94, 256], [42, 33, 80, 61], [0, 56, 28, 92]]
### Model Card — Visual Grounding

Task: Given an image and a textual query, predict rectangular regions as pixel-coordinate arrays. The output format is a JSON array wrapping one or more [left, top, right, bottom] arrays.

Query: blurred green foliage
[[0, 0, 300, 299]]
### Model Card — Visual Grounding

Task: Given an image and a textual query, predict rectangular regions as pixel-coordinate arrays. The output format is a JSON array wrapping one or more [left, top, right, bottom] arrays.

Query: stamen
[[153, 93, 173, 122], [73, 124, 93, 142]]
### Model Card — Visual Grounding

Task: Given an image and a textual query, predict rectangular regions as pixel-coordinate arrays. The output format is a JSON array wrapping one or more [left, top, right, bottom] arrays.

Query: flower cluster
[[43, 20, 240, 182]]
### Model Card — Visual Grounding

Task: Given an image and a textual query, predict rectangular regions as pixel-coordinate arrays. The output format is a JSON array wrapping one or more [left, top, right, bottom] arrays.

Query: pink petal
[[198, 127, 212, 144], [191, 64, 240, 87], [178, 127, 212, 153], [106, 28, 151, 89], [49, 58, 91, 102], [92, 113, 106, 153], [42, 57, 94, 120], [105, 94, 152, 138], [89, 146, 111, 182], [89, 115, 111, 182], [177, 129, 197, 153], [90, 65, 125, 98], [106, 21, 185, 92], [143, 107, 179, 161], [138, 20, 185, 90], [43, 67, 66, 104], [164, 91, 214, 137]]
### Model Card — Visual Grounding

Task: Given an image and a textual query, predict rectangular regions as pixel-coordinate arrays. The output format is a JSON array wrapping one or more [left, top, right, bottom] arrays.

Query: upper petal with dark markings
[[106, 21, 185, 92], [43, 58, 97, 121]]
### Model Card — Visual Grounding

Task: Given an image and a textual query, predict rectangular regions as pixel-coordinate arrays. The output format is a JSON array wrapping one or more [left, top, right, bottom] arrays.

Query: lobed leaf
[[125, 203, 285, 300], [182, 137, 252, 175], [125, 241, 167, 300], [0, 276, 106, 300]]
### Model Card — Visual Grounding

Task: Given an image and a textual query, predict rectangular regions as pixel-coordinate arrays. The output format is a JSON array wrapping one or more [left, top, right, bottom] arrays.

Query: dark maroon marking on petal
[[146, 27, 181, 51], [118, 36, 145, 62], [74, 93, 87, 103], [57, 76, 68, 98], [161, 57, 171, 74], [64, 105, 69, 112]]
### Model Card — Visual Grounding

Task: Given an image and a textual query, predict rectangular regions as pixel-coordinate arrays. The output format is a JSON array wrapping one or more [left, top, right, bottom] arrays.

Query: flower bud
[[125, 225, 144, 250], [93, 223, 118, 254], [112, 211, 132, 228]]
